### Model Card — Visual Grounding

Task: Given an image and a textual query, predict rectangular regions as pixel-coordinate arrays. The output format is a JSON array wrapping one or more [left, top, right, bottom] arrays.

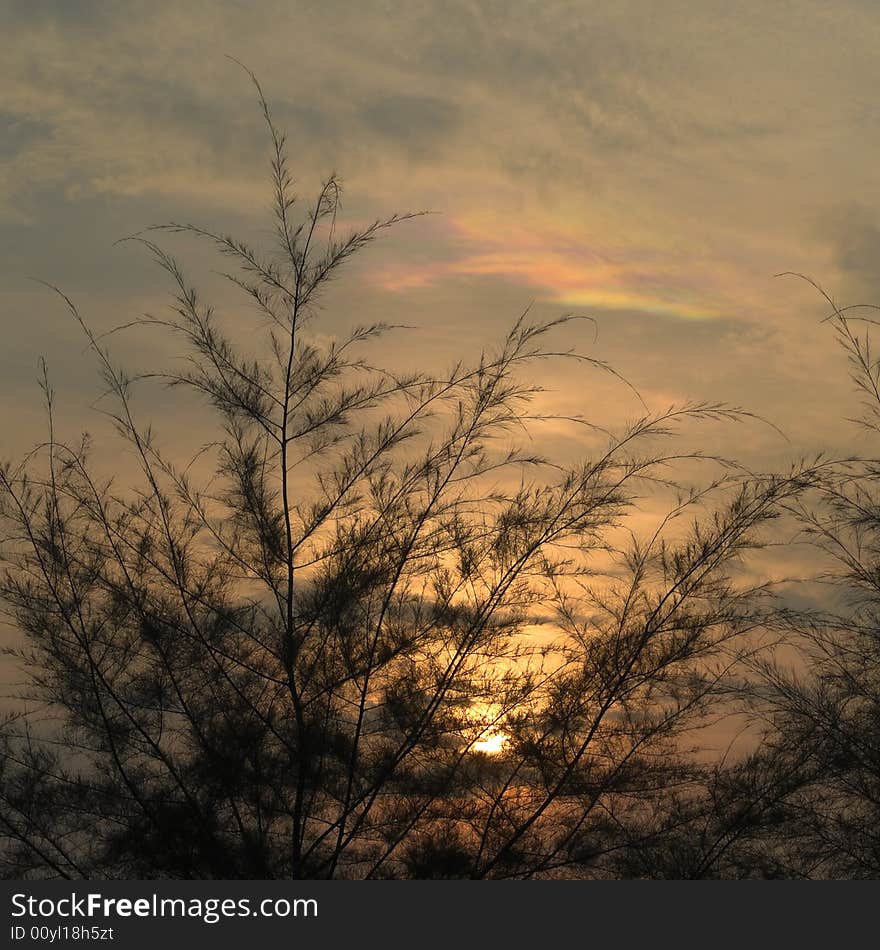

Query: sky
[[2, 0, 880, 527]]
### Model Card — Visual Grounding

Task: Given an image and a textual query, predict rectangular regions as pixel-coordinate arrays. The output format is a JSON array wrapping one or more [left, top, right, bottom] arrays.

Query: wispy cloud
[[2, 0, 879, 466]]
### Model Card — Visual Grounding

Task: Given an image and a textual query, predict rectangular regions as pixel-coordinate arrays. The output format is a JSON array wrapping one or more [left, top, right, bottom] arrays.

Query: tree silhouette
[[0, 73, 815, 879], [736, 278, 880, 879]]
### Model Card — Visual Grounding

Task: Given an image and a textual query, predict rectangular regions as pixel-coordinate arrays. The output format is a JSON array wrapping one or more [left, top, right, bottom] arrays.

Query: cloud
[[357, 93, 459, 157], [1, 0, 879, 473], [829, 210, 880, 301]]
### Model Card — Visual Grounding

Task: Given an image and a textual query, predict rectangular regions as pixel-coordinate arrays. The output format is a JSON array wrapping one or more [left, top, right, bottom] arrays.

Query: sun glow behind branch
[[468, 701, 511, 756]]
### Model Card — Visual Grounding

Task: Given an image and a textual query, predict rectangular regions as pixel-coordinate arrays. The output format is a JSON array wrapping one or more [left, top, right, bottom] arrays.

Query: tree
[[0, 72, 810, 879], [738, 277, 880, 879]]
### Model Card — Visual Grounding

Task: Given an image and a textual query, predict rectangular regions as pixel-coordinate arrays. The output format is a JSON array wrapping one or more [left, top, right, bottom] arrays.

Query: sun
[[472, 730, 509, 755], [469, 702, 510, 756]]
